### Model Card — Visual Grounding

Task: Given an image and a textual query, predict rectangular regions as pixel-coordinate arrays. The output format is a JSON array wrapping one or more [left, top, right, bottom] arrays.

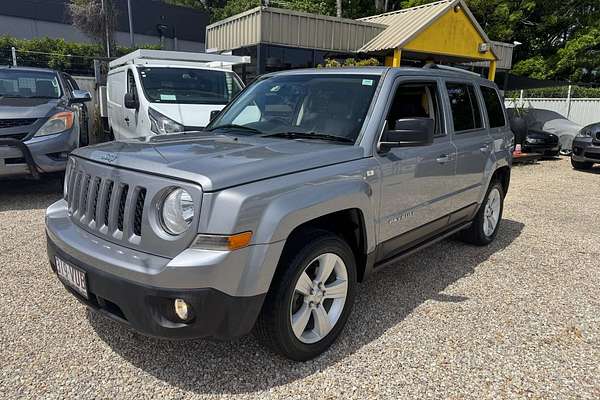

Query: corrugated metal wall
[[206, 7, 385, 53], [206, 8, 262, 51], [470, 42, 514, 69], [506, 98, 600, 127], [260, 8, 384, 52]]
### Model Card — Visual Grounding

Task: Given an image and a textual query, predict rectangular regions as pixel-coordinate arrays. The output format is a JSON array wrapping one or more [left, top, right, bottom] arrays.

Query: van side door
[[375, 77, 457, 261], [443, 81, 493, 210], [107, 70, 126, 139]]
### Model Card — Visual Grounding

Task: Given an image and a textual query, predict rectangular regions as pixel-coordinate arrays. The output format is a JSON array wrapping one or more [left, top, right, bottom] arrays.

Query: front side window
[[0, 69, 61, 99], [446, 83, 482, 132], [210, 74, 381, 143], [138, 67, 242, 105], [480, 86, 506, 128], [386, 81, 445, 137]]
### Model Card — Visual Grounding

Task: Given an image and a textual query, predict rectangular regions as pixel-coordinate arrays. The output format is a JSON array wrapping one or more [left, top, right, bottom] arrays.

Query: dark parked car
[[507, 108, 561, 156], [507, 108, 582, 155], [0, 66, 91, 178], [571, 122, 600, 170]]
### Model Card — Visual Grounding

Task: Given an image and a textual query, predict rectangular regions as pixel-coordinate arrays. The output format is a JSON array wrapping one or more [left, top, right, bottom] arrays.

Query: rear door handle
[[436, 154, 450, 163]]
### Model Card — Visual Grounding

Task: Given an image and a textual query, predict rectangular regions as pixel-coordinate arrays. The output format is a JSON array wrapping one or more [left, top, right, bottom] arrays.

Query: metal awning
[[357, 0, 492, 54]]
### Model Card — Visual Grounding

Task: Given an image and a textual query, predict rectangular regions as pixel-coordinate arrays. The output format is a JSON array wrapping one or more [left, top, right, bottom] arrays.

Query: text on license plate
[[55, 256, 88, 299]]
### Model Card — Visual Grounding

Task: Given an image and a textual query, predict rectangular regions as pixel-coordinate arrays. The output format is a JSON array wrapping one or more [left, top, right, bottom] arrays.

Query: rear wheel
[[255, 229, 356, 361], [459, 180, 504, 246], [571, 158, 593, 170]]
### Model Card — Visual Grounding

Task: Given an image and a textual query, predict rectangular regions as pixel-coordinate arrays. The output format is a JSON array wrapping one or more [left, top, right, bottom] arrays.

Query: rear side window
[[480, 86, 506, 128], [446, 83, 482, 132]]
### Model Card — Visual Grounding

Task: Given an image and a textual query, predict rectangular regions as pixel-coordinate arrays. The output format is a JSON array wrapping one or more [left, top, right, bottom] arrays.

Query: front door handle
[[436, 154, 450, 163], [480, 143, 492, 152]]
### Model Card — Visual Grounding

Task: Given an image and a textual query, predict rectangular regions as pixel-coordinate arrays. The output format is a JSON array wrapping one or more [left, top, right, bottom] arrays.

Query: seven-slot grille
[[65, 162, 147, 242]]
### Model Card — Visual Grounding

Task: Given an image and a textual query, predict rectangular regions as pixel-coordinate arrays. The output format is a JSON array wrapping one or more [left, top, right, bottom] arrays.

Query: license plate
[[55, 256, 88, 299]]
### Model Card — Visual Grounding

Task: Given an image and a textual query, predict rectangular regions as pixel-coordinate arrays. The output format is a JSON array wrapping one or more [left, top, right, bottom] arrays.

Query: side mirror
[[70, 89, 91, 103], [378, 117, 435, 152], [210, 109, 221, 121], [124, 93, 138, 109]]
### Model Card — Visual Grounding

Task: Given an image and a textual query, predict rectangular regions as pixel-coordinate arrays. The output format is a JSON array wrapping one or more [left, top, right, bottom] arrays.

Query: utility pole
[[11, 47, 17, 66], [336, 0, 342, 17], [127, 0, 134, 47], [101, 0, 111, 57]]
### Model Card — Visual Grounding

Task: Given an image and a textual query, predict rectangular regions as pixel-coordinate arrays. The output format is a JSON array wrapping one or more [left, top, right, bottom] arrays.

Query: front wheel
[[255, 230, 357, 361], [459, 180, 505, 246]]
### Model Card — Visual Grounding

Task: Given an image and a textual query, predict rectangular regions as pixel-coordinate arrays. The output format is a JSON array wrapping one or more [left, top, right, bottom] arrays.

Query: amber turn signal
[[192, 231, 253, 251]]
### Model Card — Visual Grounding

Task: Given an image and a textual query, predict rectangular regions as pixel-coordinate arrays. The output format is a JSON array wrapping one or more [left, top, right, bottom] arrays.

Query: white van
[[107, 50, 249, 140]]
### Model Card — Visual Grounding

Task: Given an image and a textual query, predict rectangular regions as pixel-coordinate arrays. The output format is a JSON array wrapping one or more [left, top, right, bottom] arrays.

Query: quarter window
[[480, 86, 506, 128], [446, 83, 482, 132]]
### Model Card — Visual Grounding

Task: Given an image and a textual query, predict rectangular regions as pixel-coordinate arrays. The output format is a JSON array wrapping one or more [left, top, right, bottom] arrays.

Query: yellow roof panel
[[358, 0, 490, 53]]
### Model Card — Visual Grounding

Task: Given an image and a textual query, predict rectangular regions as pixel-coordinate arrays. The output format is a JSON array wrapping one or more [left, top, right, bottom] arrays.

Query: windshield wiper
[[207, 124, 263, 135], [263, 131, 354, 144]]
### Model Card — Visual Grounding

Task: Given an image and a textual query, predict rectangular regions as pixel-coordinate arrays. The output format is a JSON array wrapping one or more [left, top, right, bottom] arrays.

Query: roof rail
[[109, 49, 251, 69], [423, 63, 481, 77]]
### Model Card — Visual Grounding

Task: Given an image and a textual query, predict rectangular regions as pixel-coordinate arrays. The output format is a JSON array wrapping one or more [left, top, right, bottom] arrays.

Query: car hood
[[73, 134, 365, 191], [150, 103, 226, 128], [537, 119, 581, 150], [0, 97, 62, 119]]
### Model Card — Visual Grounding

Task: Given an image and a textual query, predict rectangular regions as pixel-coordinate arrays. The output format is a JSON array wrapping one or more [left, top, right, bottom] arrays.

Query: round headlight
[[160, 188, 194, 235]]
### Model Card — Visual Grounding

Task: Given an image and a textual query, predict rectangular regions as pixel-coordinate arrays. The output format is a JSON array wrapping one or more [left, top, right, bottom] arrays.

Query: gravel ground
[[1, 158, 599, 399]]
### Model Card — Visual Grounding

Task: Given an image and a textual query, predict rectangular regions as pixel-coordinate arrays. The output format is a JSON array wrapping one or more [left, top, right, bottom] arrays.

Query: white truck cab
[[107, 50, 249, 140]]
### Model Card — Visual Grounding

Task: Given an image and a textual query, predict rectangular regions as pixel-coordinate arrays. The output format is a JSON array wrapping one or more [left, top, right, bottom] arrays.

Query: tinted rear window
[[481, 86, 506, 128], [446, 83, 482, 132]]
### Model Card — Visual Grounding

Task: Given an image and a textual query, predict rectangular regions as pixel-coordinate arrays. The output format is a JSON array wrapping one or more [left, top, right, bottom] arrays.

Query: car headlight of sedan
[[160, 188, 194, 235], [34, 111, 74, 137], [148, 108, 184, 135], [577, 129, 592, 138]]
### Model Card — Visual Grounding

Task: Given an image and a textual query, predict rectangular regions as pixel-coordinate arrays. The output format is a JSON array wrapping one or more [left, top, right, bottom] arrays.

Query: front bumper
[[0, 130, 76, 178], [45, 199, 281, 339], [521, 142, 561, 155], [572, 137, 600, 163], [47, 238, 265, 339]]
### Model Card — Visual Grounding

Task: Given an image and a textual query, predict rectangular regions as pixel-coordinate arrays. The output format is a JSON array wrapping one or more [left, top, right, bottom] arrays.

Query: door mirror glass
[[70, 89, 91, 103], [210, 109, 221, 121], [379, 117, 435, 151], [124, 93, 138, 109]]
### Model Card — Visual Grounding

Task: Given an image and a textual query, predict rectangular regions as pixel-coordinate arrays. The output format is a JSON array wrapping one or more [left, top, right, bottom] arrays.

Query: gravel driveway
[[1, 158, 599, 399]]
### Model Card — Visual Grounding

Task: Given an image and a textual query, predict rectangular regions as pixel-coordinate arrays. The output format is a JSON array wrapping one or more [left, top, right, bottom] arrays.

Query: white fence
[[506, 92, 600, 127]]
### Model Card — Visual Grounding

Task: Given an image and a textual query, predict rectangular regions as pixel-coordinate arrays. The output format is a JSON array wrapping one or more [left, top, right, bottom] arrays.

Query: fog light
[[174, 298, 190, 321]]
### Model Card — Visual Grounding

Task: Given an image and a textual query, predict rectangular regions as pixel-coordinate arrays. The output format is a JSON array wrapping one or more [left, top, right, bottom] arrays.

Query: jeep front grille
[[66, 164, 147, 242], [64, 157, 203, 258]]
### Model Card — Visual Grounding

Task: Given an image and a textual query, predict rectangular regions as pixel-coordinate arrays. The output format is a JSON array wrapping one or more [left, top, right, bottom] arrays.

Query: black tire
[[571, 158, 593, 170], [459, 180, 505, 246], [254, 229, 357, 361]]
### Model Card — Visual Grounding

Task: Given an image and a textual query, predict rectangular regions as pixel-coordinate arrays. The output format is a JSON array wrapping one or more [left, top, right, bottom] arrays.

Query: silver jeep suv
[[46, 67, 512, 360]]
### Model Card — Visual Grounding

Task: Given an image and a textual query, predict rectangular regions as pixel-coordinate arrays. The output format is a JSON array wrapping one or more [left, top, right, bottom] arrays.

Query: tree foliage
[[68, 0, 118, 57]]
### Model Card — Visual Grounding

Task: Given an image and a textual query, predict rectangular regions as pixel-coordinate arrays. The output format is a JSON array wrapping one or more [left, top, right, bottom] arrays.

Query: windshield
[[209, 74, 381, 143], [138, 67, 242, 105], [0, 70, 61, 99]]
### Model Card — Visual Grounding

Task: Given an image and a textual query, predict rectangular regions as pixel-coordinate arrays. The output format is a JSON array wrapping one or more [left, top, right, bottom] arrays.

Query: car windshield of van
[[0, 70, 61, 99], [138, 67, 242, 105], [208, 74, 381, 143]]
